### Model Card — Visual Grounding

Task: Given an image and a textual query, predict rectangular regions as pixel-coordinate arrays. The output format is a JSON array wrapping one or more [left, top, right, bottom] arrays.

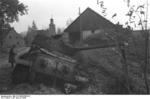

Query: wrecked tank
[[12, 34, 123, 93]]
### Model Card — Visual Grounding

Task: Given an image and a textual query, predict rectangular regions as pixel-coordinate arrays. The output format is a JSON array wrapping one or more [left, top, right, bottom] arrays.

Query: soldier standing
[[9, 45, 16, 68]]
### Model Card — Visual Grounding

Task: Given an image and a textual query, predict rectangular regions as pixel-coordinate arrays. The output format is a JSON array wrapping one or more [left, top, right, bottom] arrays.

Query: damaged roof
[[64, 7, 116, 33], [0, 28, 13, 41]]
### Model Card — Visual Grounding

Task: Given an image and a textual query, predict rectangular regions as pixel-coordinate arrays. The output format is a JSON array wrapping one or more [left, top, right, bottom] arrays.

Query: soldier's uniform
[[9, 46, 16, 68]]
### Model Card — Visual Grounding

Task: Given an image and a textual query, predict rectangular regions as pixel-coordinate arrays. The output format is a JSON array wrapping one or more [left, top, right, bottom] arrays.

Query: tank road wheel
[[63, 83, 77, 94], [12, 64, 30, 84]]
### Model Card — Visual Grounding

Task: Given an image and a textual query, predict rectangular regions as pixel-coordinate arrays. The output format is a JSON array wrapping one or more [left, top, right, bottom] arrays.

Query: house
[[25, 29, 51, 46], [64, 7, 116, 45], [25, 18, 56, 46], [0, 28, 25, 51], [25, 30, 37, 46]]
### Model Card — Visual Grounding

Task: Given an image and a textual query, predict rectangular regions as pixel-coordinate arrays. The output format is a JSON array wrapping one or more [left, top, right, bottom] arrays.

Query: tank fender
[[15, 47, 32, 66]]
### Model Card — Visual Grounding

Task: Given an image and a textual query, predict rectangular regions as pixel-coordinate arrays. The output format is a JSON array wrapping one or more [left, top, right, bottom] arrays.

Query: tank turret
[[33, 34, 124, 57]]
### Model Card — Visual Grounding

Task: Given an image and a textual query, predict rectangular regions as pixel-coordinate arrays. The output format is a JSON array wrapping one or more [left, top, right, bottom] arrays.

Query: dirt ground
[[0, 47, 147, 94]]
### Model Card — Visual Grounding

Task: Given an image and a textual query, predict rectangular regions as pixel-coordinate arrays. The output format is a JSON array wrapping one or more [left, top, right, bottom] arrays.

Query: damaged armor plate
[[32, 48, 78, 82]]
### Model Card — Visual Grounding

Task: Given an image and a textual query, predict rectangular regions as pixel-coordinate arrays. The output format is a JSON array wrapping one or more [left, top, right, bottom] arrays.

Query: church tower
[[49, 18, 56, 35]]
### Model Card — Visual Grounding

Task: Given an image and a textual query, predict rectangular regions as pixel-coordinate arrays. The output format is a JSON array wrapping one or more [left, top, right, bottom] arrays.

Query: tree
[[97, 0, 149, 93], [66, 18, 73, 27], [27, 25, 32, 32], [0, 0, 27, 30], [31, 20, 37, 30], [123, 0, 149, 94], [57, 27, 62, 34]]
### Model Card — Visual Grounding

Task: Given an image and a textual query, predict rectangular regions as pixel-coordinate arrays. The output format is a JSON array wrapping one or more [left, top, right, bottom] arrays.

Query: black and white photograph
[[0, 0, 150, 96]]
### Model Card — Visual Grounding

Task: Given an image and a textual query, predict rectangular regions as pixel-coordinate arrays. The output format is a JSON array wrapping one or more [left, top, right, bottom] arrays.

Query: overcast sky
[[11, 0, 149, 33]]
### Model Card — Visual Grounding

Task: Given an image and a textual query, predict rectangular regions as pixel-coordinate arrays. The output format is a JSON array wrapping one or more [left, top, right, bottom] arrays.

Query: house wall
[[81, 29, 115, 40], [62, 32, 69, 43], [82, 29, 102, 40], [39, 30, 51, 37], [69, 31, 81, 45], [68, 29, 112, 45], [26, 31, 37, 46], [2, 30, 25, 49]]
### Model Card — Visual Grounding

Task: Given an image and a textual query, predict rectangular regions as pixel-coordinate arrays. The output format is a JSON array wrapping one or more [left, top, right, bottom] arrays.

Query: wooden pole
[[120, 44, 130, 94], [144, 0, 149, 94], [144, 30, 149, 94]]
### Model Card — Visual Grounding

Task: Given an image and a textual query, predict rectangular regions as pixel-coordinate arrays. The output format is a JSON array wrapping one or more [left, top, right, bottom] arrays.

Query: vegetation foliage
[[96, 0, 149, 94], [0, 0, 27, 30]]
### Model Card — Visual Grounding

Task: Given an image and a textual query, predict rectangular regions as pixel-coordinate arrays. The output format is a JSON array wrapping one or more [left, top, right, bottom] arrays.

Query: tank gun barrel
[[74, 43, 125, 51], [54, 41, 126, 56]]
